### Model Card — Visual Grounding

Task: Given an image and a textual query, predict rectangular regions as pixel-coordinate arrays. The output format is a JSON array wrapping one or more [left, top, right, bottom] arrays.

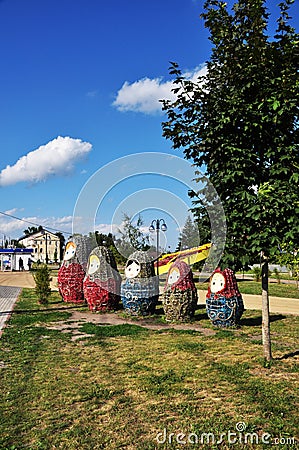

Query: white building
[[18, 230, 61, 263]]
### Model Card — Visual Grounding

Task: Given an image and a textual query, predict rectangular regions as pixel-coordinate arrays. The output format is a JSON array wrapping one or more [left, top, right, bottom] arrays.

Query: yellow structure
[[155, 243, 212, 275]]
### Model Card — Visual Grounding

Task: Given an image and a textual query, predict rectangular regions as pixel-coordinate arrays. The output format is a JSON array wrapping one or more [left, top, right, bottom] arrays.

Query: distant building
[[0, 248, 33, 271], [18, 230, 60, 263]]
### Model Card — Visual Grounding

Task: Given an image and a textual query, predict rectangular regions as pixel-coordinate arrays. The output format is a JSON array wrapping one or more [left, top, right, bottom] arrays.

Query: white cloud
[[4, 208, 18, 215], [0, 218, 25, 236], [113, 65, 207, 114], [0, 213, 124, 242], [71, 216, 121, 238], [94, 223, 120, 236], [0, 213, 73, 239], [0, 136, 92, 187]]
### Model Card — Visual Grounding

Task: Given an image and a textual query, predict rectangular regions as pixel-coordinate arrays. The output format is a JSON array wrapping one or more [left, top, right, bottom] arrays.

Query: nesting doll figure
[[121, 251, 159, 316], [83, 246, 121, 312], [206, 268, 244, 327], [162, 260, 198, 322], [57, 240, 85, 303]]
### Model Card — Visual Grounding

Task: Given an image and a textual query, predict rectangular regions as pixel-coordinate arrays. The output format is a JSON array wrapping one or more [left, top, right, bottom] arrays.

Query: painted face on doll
[[168, 267, 180, 285], [210, 272, 226, 294], [64, 242, 76, 261], [88, 254, 100, 275], [125, 260, 141, 279]]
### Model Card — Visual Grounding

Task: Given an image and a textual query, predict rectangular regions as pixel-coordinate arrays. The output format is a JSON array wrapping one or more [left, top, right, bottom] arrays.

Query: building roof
[[18, 230, 59, 241]]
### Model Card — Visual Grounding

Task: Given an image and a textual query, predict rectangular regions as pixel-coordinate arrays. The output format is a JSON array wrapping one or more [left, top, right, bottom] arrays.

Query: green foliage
[[273, 267, 281, 284], [161, 0, 299, 270], [176, 215, 200, 251], [117, 213, 150, 257], [94, 231, 126, 265], [277, 243, 299, 284], [23, 225, 43, 236], [252, 266, 262, 282], [32, 264, 51, 304], [55, 232, 65, 261]]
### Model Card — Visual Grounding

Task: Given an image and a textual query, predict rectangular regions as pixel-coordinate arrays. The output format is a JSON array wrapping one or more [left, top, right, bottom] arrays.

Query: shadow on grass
[[235, 277, 255, 282], [276, 350, 299, 360], [240, 314, 287, 327], [192, 304, 208, 322]]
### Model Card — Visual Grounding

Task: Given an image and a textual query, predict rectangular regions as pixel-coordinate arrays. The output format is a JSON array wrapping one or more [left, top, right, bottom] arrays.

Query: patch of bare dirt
[[45, 309, 216, 339]]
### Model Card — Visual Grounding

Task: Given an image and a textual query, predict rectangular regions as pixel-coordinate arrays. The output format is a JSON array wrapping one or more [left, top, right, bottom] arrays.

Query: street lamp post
[[41, 230, 49, 264], [149, 219, 167, 278], [45, 233, 48, 264]]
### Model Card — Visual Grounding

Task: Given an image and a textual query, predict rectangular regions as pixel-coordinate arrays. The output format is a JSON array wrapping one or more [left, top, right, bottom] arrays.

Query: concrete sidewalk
[[0, 271, 35, 288], [0, 271, 58, 291], [0, 286, 21, 336]]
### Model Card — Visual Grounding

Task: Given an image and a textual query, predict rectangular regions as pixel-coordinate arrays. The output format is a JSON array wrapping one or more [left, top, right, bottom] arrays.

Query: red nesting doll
[[57, 241, 85, 303], [83, 246, 121, 312]]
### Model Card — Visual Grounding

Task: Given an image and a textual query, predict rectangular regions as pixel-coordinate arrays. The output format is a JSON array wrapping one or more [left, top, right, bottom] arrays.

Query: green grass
[[79, 322, 149, 338], [238, 270, 298, 281], [0, 289, 298, 449]]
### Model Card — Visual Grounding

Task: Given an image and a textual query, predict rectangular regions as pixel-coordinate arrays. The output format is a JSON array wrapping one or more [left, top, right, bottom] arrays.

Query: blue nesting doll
[[121, 251, 159, 316], [206, 268, 244, 327]]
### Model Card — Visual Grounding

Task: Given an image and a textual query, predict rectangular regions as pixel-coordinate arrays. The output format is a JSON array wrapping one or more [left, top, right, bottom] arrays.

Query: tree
[[277, 242, 299, 287], [161, 0, 299, 271], [23, 225, 43, 236], [55, 232, 66, 262], [94, 231, 126, 266], [33, 264, 51, 305], [117, 213, 150, 258], [95, 232, 115, 248], [11, 239, 24, 248], [176, 216, 200, 251]]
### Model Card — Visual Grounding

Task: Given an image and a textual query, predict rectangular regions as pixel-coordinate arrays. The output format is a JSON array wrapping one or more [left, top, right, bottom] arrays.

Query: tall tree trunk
[[261, 252, 272, 361]]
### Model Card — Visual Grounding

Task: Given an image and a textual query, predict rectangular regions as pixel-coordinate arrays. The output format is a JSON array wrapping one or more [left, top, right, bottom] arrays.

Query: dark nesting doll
[[121, 251, 159, 316], [83, 246, 121, 312], [162, 260, 198, 322], [206, 268, 244, 327], [57, 240, 85, 303]]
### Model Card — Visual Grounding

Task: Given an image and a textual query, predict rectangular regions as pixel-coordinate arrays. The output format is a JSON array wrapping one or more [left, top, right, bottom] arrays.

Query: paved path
[[0, 271, 35, 288], [0, 271, 58, 290], [0, 286, 21, 336]]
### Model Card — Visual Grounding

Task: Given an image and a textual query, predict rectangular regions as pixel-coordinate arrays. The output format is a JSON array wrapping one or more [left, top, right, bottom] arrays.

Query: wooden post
[[261, 251, 272, 361]]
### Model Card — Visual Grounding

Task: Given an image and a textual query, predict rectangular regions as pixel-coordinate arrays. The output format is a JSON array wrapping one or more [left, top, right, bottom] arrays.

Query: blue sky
[[0, 0, 298, 251]]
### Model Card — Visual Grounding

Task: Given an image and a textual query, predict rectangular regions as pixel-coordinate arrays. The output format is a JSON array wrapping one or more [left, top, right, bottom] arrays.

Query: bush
[[252, 266, 262, 282], [33, 264, 51, 304], [273, 268, 281, 284]]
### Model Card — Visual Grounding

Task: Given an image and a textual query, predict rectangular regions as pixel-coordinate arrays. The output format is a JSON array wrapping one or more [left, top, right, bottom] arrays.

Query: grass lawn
[[0, 289, 298, 449]]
